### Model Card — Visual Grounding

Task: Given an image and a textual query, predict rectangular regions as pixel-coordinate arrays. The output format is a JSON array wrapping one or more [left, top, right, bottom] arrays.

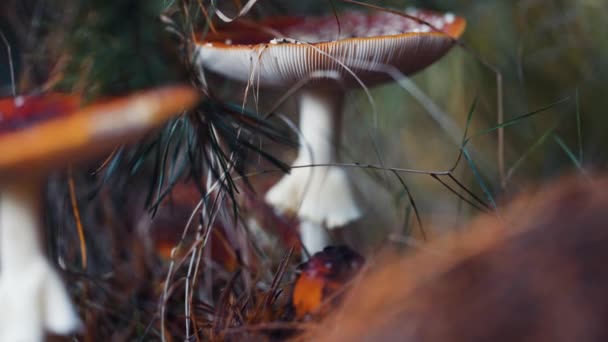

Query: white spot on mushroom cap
[[405, 7, 419, 16], [445, 13, 456, 24], [14, 96, 24, 107]]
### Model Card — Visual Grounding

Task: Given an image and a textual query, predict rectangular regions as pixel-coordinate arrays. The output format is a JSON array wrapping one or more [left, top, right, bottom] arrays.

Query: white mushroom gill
[[265, 88, 362, 254], [0, 179, 80, 341]]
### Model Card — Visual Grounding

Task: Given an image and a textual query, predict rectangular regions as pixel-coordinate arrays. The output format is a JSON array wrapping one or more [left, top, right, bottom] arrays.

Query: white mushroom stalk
[[0, 178, 80, 341], [265, 88, 361, 253]]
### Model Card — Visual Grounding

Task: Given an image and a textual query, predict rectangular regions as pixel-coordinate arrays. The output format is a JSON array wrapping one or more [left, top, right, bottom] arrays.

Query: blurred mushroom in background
[[0, 86, 199, 341]]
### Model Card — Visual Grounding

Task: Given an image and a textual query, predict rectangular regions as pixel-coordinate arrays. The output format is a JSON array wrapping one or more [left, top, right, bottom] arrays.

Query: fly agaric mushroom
[[194, 9, 466, 254], [0, 85, 199, 341]]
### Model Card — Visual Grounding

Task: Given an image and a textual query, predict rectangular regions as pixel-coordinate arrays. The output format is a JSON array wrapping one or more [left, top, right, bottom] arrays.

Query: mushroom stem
[[0, 180, 44, 271], [265, 88, 362, 254], [299, 220, 332, 259], [0, 178, 80, 340], [298, 88, 342, 165]]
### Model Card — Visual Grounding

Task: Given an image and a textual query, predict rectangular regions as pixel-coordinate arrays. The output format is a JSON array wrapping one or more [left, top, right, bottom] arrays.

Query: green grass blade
[[463, 147, 497, 210], [575, 88, 583, 164], [504, 124, 559, 184], [465, 96, 570, 144], [553, 134, 586, 175]]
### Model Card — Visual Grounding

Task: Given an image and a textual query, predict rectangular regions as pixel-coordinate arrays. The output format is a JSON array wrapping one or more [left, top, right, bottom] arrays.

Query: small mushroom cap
[[0, 93, 81, 133], [195, 9, 465, 88], [0, 85, 200, 177], [292, 245, 364, 319]]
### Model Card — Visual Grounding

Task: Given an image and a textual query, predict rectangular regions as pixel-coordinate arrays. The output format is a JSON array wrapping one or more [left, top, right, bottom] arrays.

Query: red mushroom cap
[[0, 93, 81, 133], [292, 245, 365, 319], [195, 9, 465, 88], [0, 85, 200, 176]]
